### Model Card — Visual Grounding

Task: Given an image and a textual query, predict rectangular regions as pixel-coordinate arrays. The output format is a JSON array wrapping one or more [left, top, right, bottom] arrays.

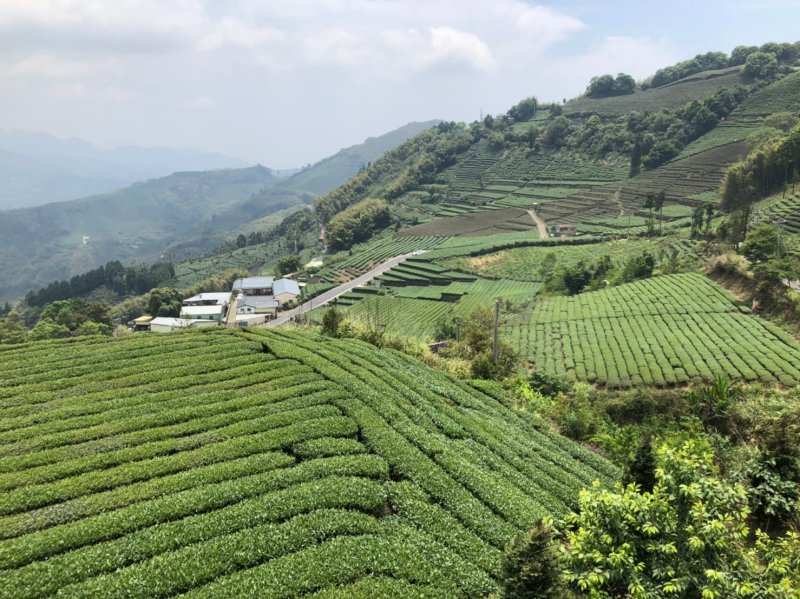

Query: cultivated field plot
[[323, 276, 540, 340], [401, 207, 537, 237], [0, 329, 615, 597], [678, 71, 800, 158], [175, 244, 275, 287], [317, 235, 446, 283], [445, 238, 699, 282], [615, 142, 750, 210], [753, 189, 800, 235], [422, 231, 551, 260], [507, 274, 800, 387], [564, 67, 743, 115], [481, 148, 628, 185]]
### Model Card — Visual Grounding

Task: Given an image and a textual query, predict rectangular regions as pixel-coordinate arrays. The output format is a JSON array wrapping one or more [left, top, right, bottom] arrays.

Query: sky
[[1, 0, 799, 169]]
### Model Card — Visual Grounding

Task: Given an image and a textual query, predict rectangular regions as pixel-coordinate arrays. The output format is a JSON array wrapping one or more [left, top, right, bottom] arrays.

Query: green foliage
[[585, 73, 636, 98], [0, 329, 619, 596], [509, 273, 800, 387], [500, 520, 562, 598], [321, 305, 343, 337], [470, 344, 517, 380], [561, 440, 800, 598], [0, 313, 27, 344], [527, 371, 569, 398], [647, 51, 730, 88], [275, 254, 302, 276], [314, 122, 472, 223], [741, 223, 782, 262], [721, 122, 800, 211], [744, 51, 779, 81], [147, 287, 183, 317], [28, 318, 71, 341], [507, 97, 539, 123], [326, 198, 391, 251], [542, 116, 571, 148], [25, 260, 175, 307], [622, 436, 656, 492]]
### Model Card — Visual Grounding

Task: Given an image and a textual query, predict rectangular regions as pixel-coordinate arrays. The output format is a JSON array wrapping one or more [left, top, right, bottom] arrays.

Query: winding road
[[265, 251, 425, 327]]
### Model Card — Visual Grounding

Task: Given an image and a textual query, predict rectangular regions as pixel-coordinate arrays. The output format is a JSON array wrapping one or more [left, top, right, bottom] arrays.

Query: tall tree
[[629, 138, 642, 178]]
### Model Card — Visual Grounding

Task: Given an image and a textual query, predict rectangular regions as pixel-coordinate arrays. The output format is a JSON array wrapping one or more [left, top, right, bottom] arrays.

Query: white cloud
[[188, 95, 215, 110], [198, 17, 284, 51], [7, 53, 113, 79], [560, 36, 679, 82], [427, 27, 494, 70]]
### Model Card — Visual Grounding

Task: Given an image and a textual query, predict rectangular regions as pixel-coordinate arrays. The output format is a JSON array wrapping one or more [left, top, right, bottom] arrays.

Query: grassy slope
[[0, 328, 615, 597]]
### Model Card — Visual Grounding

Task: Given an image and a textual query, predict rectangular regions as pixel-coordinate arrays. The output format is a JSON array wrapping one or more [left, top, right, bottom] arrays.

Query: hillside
[[279, 120, 441, 196], [0, 131, 246, 210], [2, 121, 439, 302], [0, 328, 615, 597], [0, 166, 293, 301]]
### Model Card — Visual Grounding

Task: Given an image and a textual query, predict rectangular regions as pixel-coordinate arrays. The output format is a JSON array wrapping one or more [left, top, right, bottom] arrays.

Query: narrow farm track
[[0, 328, 616, 597], [527, 208, 549, 238]]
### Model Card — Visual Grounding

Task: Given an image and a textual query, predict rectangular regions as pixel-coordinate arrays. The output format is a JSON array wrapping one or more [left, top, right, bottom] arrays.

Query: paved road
[[265, 251, 424, 327], [527, 208, 549, 239]]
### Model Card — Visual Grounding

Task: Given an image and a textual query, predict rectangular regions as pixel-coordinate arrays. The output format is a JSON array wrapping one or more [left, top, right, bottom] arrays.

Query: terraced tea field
[[753, 189, 800, 235], [346, 278, 538, 338], [316, 235, 446, 283], [0, 329, 615, 597], [401, 207, 537, 237], [678, 71, 800, 158], [615, 142, 750, 210], [564, 67, 743, 115], [506, 274, 800, 387], [445, 238, 699, 282]]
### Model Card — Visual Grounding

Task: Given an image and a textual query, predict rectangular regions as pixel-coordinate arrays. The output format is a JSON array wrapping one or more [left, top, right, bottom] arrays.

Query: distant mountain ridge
[[0, 120, 441, 300], [280, 120, 441, 195], [0, 130, 248, 210]]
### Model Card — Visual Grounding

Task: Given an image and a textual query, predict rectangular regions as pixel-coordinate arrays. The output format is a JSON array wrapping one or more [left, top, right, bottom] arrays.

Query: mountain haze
[[0, 131, 248, 210], [0, 121, 441, 300]]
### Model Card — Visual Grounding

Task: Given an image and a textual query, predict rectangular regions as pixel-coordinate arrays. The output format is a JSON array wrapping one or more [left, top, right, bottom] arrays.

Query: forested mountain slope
[[0, 166, 287, 300]]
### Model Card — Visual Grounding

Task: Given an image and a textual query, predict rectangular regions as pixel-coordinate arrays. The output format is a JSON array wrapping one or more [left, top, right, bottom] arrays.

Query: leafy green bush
[[326, 198, 390, 251], [500, 520, 562, 598]]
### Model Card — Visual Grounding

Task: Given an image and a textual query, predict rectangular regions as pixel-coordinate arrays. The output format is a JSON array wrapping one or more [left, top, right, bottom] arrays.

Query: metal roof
[[273, 278, 300, 296], [232, 276, 274, 290], [149, 317, 190, 328], [180, 305, 224, 316], [183, 292, 231, 305], [239, 295, 278, 308]]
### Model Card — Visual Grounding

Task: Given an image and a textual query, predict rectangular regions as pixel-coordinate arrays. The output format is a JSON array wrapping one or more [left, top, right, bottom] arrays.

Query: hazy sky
[[1, 0, 799, 168]]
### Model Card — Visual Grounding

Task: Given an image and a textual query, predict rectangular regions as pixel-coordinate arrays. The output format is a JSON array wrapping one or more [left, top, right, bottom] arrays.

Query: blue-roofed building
[[232, 276, 274, 296], [273, 278, 301, 305]]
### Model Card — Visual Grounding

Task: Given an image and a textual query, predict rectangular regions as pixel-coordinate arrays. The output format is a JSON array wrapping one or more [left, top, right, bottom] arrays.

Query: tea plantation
[[506, 274, 800, 387], [0, 329, 615, 598]]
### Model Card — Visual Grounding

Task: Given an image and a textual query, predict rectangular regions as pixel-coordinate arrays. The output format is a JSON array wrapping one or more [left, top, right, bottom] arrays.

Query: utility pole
[[492, 299, 500, 364]]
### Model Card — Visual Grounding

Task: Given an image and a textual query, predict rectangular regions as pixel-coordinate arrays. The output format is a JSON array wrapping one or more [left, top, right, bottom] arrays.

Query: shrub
[[500, 520, 562, 598], [326, 198, 390, 251]]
